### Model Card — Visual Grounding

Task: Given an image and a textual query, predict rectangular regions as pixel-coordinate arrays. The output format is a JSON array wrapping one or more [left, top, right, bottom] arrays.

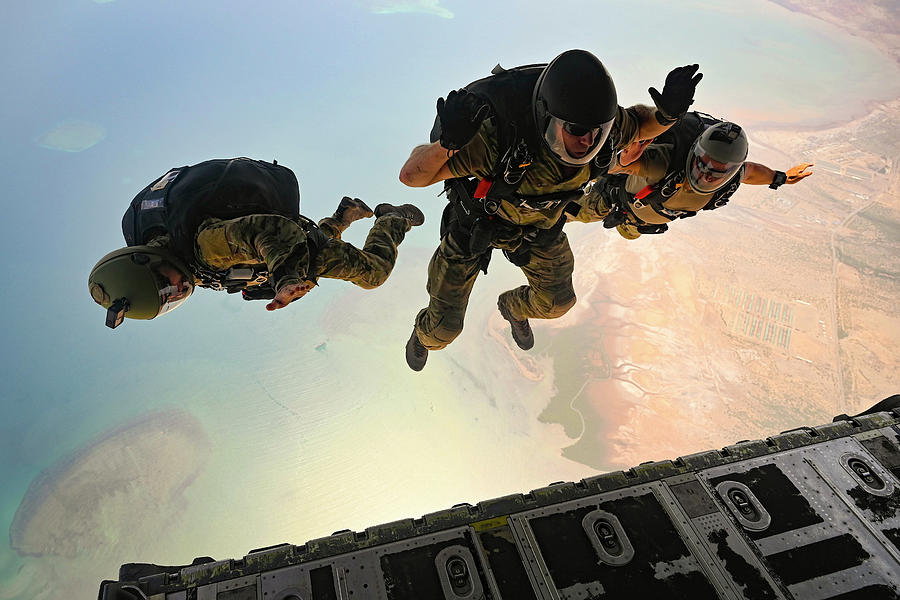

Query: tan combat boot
[[405, 328, 428, 371], [374, 203, 425, 227], [320, 196, 374, 236], [498, 301, 534, 350]]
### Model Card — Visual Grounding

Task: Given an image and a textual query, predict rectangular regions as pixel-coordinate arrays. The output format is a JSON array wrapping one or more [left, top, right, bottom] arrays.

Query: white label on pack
[[141, 198, 165, 210]]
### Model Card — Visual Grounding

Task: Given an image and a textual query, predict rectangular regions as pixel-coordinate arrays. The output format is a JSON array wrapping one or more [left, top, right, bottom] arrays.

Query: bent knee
[[355, 263, 393, 289], [356, 274, 387, 289], [419, 313, 465, 348], [361, 274, 384, 289], [543, 290, 577, 319]]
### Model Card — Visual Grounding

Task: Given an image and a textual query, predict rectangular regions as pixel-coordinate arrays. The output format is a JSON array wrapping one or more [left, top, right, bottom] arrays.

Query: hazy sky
[[1, 1, 898, 597]]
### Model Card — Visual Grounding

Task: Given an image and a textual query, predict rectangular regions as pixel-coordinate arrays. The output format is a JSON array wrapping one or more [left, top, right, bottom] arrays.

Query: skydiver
[[569, 113, 813, 237], [89, 157, 424, 328], [398, 49, 703, 370]]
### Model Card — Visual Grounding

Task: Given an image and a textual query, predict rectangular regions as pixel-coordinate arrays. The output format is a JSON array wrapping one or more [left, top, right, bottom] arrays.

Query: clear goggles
[[543, 115, 614, 166], [687, 145, 743, 193]]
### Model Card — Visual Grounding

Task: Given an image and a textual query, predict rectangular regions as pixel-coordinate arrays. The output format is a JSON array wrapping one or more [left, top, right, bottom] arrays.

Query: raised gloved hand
[[786, 163, 814, 184], [649, 64, 703, 123], [437, 89, 492, 151]]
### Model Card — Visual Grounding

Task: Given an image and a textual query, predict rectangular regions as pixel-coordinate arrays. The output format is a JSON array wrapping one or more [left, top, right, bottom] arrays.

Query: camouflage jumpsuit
[[415, 107, 642, 350], [189, 212, 411, 293]]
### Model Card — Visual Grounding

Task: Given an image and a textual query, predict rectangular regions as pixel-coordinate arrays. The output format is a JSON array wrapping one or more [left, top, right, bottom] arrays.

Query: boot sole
[[338, 198, 374, 220], [375, 203, 425, 227]]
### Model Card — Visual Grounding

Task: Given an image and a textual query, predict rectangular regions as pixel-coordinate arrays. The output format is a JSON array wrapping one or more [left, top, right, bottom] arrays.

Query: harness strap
[[626, 167, 743, 226], [297, 216, 326, 284]]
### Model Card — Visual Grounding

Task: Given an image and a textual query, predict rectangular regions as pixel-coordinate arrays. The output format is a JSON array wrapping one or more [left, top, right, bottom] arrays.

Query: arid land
[[498, 2, 900, 470]]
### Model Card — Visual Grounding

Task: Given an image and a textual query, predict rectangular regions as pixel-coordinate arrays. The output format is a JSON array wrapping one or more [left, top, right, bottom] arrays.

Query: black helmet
[[88, 246, 195, 328], [533, 49, 618, 166], [686, 122, 748, 193]]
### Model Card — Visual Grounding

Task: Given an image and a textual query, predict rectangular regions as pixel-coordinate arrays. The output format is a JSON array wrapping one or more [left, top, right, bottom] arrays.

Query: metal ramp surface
[[100, 408, 900, 600]]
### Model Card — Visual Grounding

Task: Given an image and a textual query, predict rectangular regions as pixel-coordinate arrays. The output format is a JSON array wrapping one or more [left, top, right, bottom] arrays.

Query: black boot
[[405, 328, 428, 371], [498, 302, 534, 350], [374, 203, 425, 227]]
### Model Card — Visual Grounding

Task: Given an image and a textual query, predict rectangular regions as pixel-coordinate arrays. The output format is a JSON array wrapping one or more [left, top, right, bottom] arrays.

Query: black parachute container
[[122, 157, 301, 264]]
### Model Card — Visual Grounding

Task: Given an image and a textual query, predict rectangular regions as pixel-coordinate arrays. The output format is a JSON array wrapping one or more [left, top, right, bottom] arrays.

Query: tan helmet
[[88, 246, 195, 328]]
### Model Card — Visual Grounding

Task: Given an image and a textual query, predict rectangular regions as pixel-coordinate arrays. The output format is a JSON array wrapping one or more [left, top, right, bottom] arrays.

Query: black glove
[[602, 206, 627, 229], [436, 89, 491, 151], [648, 64, 703, 123], [636, 223, 669, 235]]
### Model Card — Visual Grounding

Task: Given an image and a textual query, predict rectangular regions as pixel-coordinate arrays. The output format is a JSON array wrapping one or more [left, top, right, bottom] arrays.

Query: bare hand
[[266, 281, 313, 311], [786, 163, 814, 184]]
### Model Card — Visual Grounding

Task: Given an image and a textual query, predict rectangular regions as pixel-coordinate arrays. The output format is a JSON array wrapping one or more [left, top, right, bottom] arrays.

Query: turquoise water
[[1, 0, 898, 597]]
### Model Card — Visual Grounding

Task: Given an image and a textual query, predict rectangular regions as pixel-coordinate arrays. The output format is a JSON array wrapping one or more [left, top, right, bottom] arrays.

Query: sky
[[1, 0, 899, 598]]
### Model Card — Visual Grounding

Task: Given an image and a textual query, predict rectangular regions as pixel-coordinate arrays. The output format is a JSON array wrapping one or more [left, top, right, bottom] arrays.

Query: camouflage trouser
[[313, 215, 410, 289], [414, 227, 576, 351]]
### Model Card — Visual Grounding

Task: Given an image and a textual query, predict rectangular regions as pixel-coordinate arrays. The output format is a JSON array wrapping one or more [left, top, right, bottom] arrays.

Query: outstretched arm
[[742, 162, 814, 186], [641, 64, 704, 140], [399, 89, 491, 188], [609, 137, 655, 174], [399, 143, 457, 187], [631, 104, 672, 142], [613, 64, 704, 156], [196, 215, 315, 312]]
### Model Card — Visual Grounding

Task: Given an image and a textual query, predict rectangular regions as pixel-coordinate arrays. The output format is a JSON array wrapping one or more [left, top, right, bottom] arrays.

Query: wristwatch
[[769, 170, 787, 189]]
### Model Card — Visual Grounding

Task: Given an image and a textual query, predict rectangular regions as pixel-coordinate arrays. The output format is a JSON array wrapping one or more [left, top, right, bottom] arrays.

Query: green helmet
[[686, 122, 748, 193], [88, 246, 195, 329]]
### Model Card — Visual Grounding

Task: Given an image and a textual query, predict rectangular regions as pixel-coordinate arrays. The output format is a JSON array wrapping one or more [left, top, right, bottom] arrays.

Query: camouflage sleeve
[[145, 234, 172, 249], [196, 215, 309, 292], [447, 119, 500, 179]]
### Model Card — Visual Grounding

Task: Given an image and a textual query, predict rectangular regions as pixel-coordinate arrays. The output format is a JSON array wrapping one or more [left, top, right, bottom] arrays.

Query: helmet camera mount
[[106, 297, 130, 329]]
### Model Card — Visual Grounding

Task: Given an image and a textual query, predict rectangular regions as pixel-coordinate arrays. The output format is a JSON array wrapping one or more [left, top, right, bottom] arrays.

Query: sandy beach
[[9, 410, 209, 559]]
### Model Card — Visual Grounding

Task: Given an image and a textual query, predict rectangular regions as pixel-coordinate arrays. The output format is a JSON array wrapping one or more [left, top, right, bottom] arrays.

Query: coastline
[[8, 409, 209, 558], [767, 0, 900, 65], [739, 0, 900, 133], [742, 98, 897, 134]]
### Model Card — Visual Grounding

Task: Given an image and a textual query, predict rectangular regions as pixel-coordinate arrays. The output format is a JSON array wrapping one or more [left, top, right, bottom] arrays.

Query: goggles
[[687, 146, 742, 194], [542, 115, 614, 166], [562, 122, 600, 140]]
